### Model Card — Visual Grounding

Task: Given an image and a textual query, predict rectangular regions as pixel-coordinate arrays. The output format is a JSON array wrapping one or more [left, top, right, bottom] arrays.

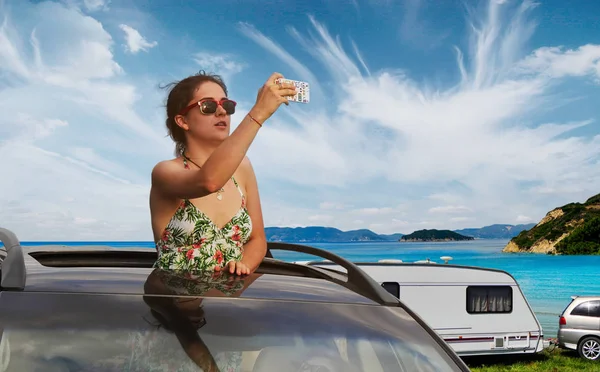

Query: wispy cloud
[[515, 44, 600, 81], [119, 24, 157, 54], [193, 51, 246, 81], [1, 0, 599, 239], [82, 0, 110, 12], [245, 1, 600, 233], [398, 0, 450, 49], [428, 205, 473, 214], [0, 0, 171, 240], [516, 215, 533, 223], [237, 21, 324, 99], [288, 15, 364, 82]]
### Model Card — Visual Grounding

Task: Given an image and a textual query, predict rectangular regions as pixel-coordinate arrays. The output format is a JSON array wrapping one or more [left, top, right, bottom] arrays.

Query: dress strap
[[231, 177, 244, 197]]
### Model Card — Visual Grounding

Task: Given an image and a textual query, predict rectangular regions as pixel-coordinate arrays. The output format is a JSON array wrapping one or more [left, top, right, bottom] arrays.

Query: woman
[[150, 71, 297, 276]]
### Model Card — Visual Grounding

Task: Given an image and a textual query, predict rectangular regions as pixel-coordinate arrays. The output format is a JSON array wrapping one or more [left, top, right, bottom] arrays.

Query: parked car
[[0, 227, 470, 372], [557, 295, 600, 361]]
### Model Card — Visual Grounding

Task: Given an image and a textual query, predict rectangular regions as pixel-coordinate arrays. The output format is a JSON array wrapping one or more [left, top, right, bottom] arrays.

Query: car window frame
[[570, 300, 600, 317]]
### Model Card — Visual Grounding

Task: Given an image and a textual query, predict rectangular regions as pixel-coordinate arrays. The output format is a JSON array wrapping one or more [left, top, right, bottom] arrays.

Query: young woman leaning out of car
[[150, 71, 297, 276]]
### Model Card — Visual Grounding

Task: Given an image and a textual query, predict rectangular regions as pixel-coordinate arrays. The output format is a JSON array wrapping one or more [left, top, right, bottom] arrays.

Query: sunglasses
[[179, 98, 237, 116]]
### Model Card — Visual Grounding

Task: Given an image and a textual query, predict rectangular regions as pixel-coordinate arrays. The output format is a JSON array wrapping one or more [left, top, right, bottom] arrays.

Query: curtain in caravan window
[[467, 286, 512, 313]]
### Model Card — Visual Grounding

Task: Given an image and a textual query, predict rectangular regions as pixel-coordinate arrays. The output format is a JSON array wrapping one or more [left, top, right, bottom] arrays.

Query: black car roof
[[1, 236, 400, 307], [21, 262, 380, 305]]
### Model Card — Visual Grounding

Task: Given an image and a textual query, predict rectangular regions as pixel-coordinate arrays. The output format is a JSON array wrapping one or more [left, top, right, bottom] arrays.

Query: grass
[[464, 347, 599, 372]]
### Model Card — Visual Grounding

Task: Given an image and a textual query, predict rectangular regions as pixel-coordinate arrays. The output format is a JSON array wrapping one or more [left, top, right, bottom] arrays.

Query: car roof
[[21, 260, 379, 306], [1, 237, 400, 307], [570, 295, 600, 302]]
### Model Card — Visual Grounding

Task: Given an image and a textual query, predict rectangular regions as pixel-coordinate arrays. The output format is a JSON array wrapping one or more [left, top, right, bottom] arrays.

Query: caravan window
[[466, 286, 512, 314]]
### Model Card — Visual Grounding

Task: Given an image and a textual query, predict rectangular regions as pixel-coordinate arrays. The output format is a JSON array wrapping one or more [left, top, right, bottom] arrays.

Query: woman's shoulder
[[239, 156, 255, 175], [152, 157, 183, 176], [235, 156, 257, 185], [154, 157, 183, 169]]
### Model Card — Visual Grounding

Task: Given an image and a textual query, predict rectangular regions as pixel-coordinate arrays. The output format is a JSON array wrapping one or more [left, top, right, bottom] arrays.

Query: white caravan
[[302, 258, 545, 357]]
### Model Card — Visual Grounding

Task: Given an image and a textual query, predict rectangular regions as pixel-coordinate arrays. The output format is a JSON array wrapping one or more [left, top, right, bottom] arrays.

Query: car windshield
[[0, 270, 464, 372]]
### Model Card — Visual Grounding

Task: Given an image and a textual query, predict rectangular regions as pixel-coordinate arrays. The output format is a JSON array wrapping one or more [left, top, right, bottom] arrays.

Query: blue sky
[[1, 0, 600, 240]]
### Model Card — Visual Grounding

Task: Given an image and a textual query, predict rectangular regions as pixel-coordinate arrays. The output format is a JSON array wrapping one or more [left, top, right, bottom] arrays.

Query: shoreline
[[3, 238, 506, 247]]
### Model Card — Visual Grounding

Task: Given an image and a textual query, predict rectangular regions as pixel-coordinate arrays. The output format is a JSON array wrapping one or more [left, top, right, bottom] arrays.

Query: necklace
[[182, 153, 225, 200]]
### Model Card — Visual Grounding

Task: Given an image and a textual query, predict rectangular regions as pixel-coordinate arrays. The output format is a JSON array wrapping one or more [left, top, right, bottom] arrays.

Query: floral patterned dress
[[154, 160, 253, 273]]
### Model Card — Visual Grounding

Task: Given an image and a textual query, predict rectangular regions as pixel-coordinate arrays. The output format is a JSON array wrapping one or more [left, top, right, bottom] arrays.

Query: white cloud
[[238, 21, 324, 99], [352, 207, 394, 215], [0, 2, 123, 83], [0, 2, 165, 146], [119, 24, 157, 54], [398, 0, 450, 50], [516, 215, 533, 223], [319, 202, 346, 210], [82, 0, 109, 12], [193, 52, 245, 81], [7, 114, 68, 142], [450, 217, 473, 223], [0, 1, 171, 240], [243, 0, 600, 234], [391, 218, 410, 227], [516, 44, 600, 82], [1, 0, 600, 240], [0, 142, 150, 240], [428, 205, 473, 214], [307, 214, 334, 223], [287, 15, 363, 83], [428, 193, 464, 204]]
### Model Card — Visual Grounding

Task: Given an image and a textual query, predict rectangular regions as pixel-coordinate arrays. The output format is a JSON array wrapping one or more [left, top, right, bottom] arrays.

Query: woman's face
[[178, 81, 233, 145]]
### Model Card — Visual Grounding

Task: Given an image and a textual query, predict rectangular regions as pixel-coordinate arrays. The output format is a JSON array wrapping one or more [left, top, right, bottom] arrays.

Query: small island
[[399, 229, 475, 242]]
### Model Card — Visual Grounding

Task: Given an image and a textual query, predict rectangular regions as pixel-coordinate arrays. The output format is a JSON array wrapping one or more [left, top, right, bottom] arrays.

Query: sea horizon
[[10, 237, 507, 246]]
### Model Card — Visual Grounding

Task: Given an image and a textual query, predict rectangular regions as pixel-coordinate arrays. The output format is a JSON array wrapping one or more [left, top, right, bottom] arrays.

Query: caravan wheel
[[578, 336, 600, 361]]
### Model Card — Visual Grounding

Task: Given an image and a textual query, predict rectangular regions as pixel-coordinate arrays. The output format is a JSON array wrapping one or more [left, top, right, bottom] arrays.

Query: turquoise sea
[[9, 239, 600, 338]]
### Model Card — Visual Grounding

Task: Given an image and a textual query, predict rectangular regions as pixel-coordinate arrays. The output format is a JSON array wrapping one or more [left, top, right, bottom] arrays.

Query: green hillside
[[503, 193, 600, 254]]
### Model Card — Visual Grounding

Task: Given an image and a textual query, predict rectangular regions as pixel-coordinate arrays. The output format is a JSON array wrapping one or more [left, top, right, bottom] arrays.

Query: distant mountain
[[378, 233, 405, 241], [453, 223, 536, 239], [264, 226, 401, 243], [264, 223, 536, 243], [400, 229, 474, 242]]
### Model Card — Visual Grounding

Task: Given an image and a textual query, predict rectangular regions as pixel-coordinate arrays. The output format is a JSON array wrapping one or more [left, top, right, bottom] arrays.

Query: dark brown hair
[[161, 70, 228, 155]]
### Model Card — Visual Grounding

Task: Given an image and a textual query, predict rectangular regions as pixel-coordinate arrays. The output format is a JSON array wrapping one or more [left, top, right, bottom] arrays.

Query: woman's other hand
[[214, 261, 251, 276]]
